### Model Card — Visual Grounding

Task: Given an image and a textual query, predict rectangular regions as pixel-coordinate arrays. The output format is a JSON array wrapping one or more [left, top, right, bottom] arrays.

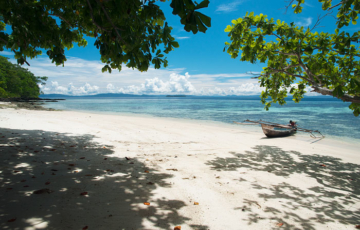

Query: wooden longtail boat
[[260, 123, 296, 138], [233, 120, 324, 138]]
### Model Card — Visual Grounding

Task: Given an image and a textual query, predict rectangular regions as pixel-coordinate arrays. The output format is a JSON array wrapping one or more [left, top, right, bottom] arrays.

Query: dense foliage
[[0, 56, 47, 98], [0, 0, 211, 73], [225, 0, 360, 116]]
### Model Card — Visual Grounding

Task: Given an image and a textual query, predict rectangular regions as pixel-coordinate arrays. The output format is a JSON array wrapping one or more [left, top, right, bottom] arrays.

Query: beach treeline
[[0, 56, 47, 98]]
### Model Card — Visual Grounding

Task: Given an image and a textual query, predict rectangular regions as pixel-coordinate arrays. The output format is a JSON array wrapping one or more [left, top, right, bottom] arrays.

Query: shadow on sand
[[205, 145, 360, 229], [0, 128, 190, 229]]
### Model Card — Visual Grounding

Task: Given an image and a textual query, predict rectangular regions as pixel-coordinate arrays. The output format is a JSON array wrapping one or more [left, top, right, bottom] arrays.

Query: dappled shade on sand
[[0, 128, 190, 229]]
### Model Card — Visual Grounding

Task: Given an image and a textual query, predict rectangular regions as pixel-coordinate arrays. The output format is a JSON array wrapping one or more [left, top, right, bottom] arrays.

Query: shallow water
[[40, 95, 360, 142]]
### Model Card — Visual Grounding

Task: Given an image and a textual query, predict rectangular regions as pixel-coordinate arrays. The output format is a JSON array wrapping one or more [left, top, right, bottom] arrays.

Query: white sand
[[0, 108, 359, 230]]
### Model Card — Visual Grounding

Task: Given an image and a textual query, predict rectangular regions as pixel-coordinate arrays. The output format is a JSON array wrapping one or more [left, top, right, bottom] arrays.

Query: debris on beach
[[80, 192, 88, 196], [194, 202, 199, 205], [166, 168, 178, 171], [144, 202, 150, 205], [276, 223, 284, 227], [33, 188, 53, 194], [174, 226, 181, 230]]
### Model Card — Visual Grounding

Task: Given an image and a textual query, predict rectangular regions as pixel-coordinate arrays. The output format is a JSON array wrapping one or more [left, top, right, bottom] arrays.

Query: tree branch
[[311, 86, 360, 103], [86, 0, 111, 33], [328, 0, 350, 10], [48, 14, 73, 27], [267, 67, 310, 82], [95, 0, 127, 45], [0, 37, 8, 44]]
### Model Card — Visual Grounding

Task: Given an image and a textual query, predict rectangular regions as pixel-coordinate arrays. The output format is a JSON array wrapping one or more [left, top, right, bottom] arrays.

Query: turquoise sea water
[[40, 95, 360, 141]]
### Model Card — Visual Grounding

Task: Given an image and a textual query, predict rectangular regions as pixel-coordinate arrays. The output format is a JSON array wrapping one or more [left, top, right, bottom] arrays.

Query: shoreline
[[1, 108, 359, 229], [40, 101, 360, 147]]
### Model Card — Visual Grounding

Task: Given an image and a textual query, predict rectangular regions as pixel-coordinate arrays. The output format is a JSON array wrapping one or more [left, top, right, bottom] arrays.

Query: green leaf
[[197, 12, 211, 27], [194, 0, 210, 10]]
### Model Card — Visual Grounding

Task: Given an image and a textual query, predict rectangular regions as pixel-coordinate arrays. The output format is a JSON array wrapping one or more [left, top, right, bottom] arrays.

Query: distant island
[[166, 95, 186, 97]]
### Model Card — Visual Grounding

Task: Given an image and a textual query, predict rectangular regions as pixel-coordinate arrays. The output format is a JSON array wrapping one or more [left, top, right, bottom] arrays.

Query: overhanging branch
[[311, 86, 360, 103], [96, 0, 127, 45]]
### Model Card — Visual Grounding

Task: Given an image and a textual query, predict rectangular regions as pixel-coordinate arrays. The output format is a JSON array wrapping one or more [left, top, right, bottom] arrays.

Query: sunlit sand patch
[[24, 217, 48, 229], [14, 163, 31, 168], [104, 172, 128, 177]]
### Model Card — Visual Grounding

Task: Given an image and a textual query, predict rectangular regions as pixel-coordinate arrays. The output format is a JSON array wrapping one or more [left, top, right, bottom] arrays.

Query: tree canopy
[[0, 56, 47, 98], [225, 0, 360, 116], [0, 0, 211, 72]]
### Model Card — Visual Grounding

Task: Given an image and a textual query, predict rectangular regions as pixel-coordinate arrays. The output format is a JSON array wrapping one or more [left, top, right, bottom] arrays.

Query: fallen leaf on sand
[[79, 157, 85, 159], [146, 182, 154, 185], [276, 223, 284, 227], [144, 202, 150, 205], [82, 226, 88, 230], [33, 188, 53, 194], [320, 164, 326, 167], [144, 170, 149, 173], [45, 182, 51, 185], [194, 202, 199, 205], [103, 146, 107, 149], [174, 226, 181, 230], [8, 218, 16, 222], [80, 192, 88, 196], [356, 225, 360, 229], [69, 164, 75, 166], [166, 169, 178, 171]]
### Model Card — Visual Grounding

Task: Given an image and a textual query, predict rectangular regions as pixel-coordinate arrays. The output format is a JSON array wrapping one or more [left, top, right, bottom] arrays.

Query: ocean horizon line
[[40, 93, 344, 102]]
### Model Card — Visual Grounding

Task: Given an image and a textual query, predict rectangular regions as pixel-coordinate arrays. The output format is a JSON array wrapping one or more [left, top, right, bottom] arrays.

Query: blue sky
[[1, 0, 358, 96]]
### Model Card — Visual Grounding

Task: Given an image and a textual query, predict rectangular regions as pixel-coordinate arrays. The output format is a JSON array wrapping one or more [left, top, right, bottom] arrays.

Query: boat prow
[[261, 124, 296, 138]]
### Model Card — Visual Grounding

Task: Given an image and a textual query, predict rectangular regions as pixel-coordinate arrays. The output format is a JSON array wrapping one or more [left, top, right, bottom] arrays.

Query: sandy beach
[[0, 107, 359, 230]]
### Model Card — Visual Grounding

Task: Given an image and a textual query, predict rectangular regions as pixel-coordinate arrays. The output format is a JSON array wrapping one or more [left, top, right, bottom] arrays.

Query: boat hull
[[261, 124, 296, 138]]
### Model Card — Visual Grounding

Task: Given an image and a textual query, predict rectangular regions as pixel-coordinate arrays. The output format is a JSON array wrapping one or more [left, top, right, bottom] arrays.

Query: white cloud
[[4, 55, 321, 97], [216, 0, 246, 13], [0, 51, 13, 56], [296, 17, 312, 27], [40, 81, 99, 95], [174, 36, 190, 40], [114, 72, 197, 95]]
